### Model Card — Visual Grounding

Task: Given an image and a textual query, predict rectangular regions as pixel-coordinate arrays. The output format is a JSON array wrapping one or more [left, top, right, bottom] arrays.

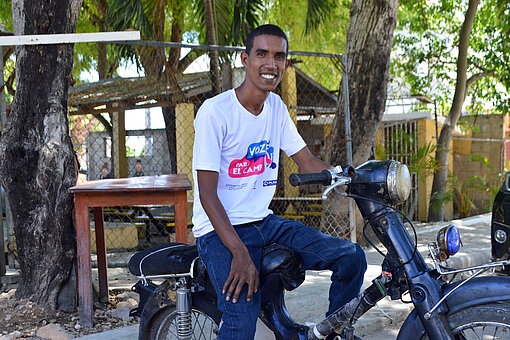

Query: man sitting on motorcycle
[[192, 24, 367, 340]]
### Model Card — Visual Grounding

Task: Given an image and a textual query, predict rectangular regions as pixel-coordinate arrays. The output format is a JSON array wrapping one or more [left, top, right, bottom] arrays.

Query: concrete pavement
[[77, 213, 493, 339]]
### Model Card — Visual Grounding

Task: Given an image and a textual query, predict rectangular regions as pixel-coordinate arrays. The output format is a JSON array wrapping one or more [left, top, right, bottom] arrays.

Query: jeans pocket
[[197, 236, 207, 257]]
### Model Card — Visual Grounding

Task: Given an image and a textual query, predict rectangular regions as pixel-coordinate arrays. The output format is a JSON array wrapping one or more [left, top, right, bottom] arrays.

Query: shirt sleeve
[[280, 104, 307, 157], [193, 102, 224, 172]]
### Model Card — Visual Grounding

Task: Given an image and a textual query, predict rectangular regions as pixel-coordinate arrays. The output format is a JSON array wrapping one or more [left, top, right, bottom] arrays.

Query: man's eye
[[276, 55, 285, 60]]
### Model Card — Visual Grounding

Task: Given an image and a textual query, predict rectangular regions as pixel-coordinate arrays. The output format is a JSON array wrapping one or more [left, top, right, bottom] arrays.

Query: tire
[[421, 303, 510, 339], [149, 305, 220, 340]]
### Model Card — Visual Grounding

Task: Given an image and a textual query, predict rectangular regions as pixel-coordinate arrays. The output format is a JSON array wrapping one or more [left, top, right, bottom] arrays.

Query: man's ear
[[241, 51, 249, 67], [285, 59, 290, 69]]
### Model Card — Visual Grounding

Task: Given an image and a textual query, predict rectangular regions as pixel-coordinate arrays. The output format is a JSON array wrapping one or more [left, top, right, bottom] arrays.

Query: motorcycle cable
[[346, 201, 418, 327], [331, 192, 419, 329], [344, 192, 419, 272]]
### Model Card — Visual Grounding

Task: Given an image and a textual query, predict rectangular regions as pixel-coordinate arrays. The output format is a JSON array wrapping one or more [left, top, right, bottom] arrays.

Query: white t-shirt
[[192, 89, 306, 237]]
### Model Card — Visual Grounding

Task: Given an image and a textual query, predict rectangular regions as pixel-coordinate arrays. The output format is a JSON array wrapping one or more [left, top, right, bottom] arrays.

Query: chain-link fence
[[64, 40, 352, 266]]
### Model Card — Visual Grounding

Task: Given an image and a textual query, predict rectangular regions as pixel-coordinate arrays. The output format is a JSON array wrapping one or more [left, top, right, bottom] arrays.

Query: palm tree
[[106, 0, 336, 172]]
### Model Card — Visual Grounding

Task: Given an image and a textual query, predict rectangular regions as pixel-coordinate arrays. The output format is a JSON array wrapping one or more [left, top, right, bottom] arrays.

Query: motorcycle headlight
[[437, 225, 461, 261], [387, 161, 411, 203]]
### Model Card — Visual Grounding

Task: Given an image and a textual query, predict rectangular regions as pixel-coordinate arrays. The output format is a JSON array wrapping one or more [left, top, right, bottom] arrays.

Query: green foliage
[[470, 153, 491, 172], [456, 117, 481, 134], [1, 0, 350, 96], [393, 0, 510, 116], [259, 0, 350, 92], [430, 189, 454, 214], [266, 0, 350, 53], [446, 173, 473, 217], [107, 0, 155, 39], [376, 127, 440, 181], [0, 1, 13, 31], [126, 144, 146, 157], [409, 141, 441, 179], [449, 153, 505, 217]]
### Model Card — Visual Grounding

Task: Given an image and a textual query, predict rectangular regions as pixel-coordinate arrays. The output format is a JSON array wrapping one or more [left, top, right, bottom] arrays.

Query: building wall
[[86, 129, 171, 180], [453, 114, 506, 216]]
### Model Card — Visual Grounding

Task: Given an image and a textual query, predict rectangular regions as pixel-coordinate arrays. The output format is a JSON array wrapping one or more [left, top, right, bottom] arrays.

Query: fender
[[138, 284, 175, 340], [397, 276, 510, 339]]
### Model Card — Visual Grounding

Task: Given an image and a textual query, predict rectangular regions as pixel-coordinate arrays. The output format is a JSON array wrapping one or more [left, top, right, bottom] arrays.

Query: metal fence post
[[341, 55, 356, 243]]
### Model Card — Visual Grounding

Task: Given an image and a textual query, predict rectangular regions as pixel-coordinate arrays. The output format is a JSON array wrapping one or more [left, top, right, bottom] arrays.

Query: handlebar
[[289, 170, 333, 187]]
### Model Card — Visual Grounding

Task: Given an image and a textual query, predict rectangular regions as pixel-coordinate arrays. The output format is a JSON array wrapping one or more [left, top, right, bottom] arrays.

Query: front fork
[[175, 277, 193, 340], [371, 210, 454, 339]]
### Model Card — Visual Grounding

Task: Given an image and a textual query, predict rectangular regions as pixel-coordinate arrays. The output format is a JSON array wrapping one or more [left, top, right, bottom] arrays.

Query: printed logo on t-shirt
[[263, 180, 277, 187], [228, 140, 276, 178], [225, 183, 248, 190]]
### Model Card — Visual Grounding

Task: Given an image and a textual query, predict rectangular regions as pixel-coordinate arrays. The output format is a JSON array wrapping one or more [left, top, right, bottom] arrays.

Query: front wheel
[[149, 305, 220, 340], [421, 303, 510, 339]]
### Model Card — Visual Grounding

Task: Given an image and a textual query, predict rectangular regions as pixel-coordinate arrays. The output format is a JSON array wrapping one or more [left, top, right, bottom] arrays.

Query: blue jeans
[[196, 214, 367, 340]]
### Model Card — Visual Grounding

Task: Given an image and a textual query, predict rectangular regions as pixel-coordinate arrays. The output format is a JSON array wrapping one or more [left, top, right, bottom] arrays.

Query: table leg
[[93, 207, 108, 303], [75, 199, 93, 328], [175, 192, 188, 244]]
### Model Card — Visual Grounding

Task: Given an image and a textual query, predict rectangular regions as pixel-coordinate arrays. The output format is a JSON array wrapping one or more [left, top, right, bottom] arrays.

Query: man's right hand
[[222, 249, 259, 303], [197, 170, 259, 303]]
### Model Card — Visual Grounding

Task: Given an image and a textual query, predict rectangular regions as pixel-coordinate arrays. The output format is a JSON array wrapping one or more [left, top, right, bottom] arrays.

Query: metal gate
[[380, 120, 419, 220]]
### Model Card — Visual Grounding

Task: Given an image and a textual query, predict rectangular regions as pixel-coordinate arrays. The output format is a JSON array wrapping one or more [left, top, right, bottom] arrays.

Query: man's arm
[[197, 170, 259, 303], [291, 146, 333, 173]]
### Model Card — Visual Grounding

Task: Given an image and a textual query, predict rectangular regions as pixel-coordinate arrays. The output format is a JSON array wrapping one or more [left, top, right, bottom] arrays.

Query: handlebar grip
[[289, 170, 332, 187]]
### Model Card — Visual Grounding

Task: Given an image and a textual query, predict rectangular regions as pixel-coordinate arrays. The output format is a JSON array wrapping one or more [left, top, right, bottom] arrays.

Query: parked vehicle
[[491, 171, 510, 275], [129, 160, 510, 339]]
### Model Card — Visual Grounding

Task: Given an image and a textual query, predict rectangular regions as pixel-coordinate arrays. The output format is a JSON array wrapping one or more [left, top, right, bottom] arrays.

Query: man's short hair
[[245, 24, 289, 56]]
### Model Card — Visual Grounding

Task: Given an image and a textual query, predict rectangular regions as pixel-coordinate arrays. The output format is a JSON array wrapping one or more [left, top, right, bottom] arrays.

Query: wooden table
[[68, 174, 192, 327]]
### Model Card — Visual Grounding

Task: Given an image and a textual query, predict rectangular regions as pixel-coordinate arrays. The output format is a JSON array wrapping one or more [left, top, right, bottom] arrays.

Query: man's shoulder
[[203, 89, 235, 107], [195, 90, 237, 126], [266, 92, 288, 116], [267, 92, 286, 108]]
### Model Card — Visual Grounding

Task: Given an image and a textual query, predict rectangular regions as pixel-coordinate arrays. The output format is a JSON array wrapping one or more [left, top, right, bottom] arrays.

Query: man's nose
[[265, 56, 277, 68]]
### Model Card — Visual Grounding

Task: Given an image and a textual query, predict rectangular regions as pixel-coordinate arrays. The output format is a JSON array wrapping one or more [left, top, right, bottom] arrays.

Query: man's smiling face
[[241, 34, 289, 94]]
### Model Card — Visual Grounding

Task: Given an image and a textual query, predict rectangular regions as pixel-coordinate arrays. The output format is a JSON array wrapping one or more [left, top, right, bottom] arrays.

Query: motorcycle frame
[[134, 161, 510, 340]]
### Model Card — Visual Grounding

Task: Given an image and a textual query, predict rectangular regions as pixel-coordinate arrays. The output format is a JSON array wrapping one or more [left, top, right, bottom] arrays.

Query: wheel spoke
[[155, 308, 218, 340], [471, 327, 481, 340], [452, 323, 510, 340]]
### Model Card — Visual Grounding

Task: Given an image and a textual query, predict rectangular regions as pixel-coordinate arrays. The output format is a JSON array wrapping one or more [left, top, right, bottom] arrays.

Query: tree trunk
[[0, 0, 82, 311], [428, 0, 480, 221], [203, 0, 221, 95], [169, 0, 184, 73], [324, 0, 399, 241], [95, 0, 114, 152]]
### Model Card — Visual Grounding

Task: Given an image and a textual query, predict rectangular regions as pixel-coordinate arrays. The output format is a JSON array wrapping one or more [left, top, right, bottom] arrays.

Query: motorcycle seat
[[129, 243, 305, 291], [129, 242, 198, 276]]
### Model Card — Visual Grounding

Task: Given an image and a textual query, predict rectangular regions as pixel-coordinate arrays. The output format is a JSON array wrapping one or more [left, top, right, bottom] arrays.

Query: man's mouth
[[261, 73, 276, 80]]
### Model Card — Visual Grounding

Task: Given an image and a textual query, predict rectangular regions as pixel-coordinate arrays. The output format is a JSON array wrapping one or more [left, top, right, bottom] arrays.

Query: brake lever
[[322, 178, 351, 200]]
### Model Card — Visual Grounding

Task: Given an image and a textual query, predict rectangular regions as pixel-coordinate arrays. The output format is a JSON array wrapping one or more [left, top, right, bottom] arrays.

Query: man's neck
[[235, 83, 269, 116]]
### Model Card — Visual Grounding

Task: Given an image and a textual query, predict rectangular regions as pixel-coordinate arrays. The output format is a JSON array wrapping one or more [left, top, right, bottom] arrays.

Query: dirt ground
[[0, 289, 138, 339]]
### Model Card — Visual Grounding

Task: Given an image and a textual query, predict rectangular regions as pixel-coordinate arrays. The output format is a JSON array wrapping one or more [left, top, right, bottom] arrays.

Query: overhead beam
[[0, 31, 140, 46], [69, 100, 173, 115]]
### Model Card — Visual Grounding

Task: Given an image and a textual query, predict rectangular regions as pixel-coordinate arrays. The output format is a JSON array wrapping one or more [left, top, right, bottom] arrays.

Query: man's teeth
[[261, 74, 275, 79]]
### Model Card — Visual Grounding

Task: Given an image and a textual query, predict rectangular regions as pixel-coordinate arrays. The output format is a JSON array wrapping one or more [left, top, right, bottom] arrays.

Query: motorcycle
[[128, 160, 510, 339]]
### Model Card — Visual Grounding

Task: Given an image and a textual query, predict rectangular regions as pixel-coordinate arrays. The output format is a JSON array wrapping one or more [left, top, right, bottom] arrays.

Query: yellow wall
[[176, 102, 195, 218], [416, 119, 453, 221], [112, 109, 127, 178], [281, 66, 299, 197], [453, 114, 506, 215], [417, 119, 435, 221]]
